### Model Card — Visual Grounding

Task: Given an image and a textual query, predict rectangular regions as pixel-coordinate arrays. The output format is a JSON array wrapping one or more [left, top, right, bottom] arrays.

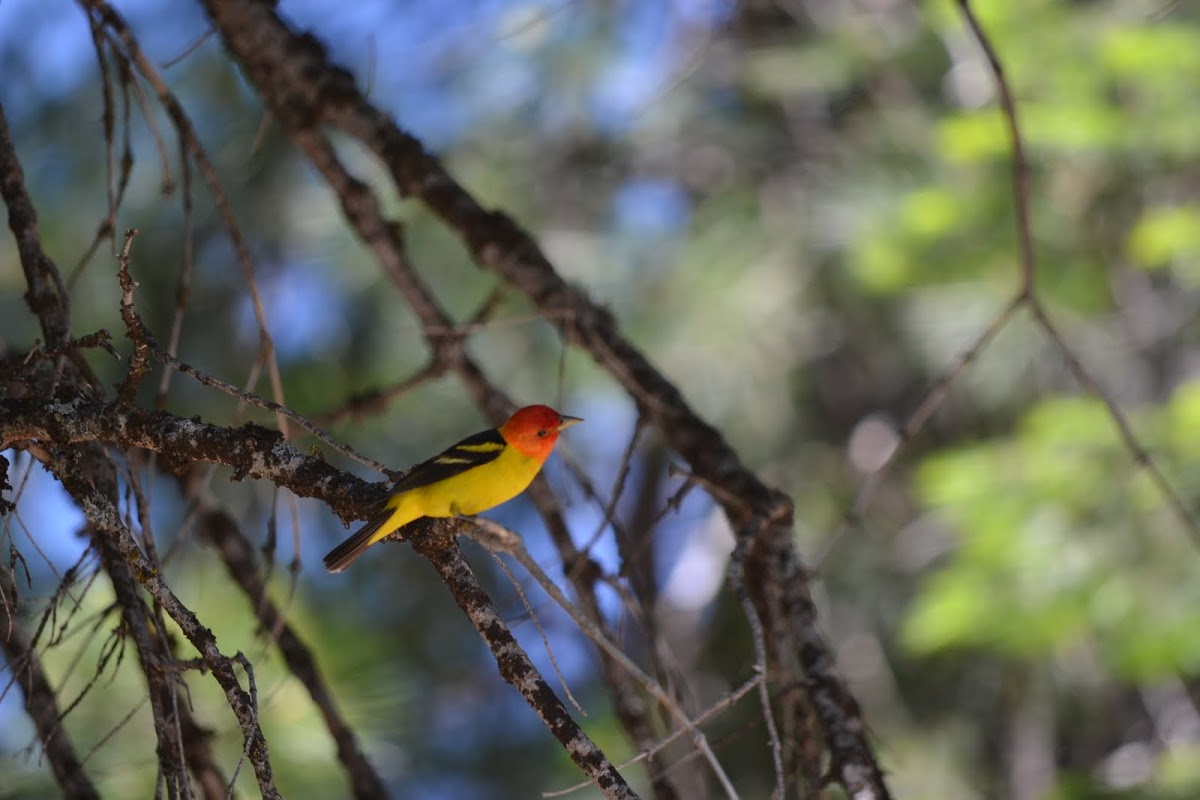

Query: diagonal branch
[[407, 522, 640, 800], [955, 0, 1036, 293], [198, 508, 388, 800], [0, 105, 70, 347], [469, 519, 739, 799], [0, 562, 101, 800], [46, 460, 281, 800]]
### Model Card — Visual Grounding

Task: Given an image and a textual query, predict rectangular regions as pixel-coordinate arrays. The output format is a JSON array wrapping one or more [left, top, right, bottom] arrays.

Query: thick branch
[[0, 396, 380, 523]]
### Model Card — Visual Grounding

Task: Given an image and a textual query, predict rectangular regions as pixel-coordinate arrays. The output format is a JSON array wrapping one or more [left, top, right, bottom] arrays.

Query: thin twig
[[316, 361, 443, 426], [469, 519, 741, 800], [113, 239, 388, 474], [484, 547, 586, 716], [956, 0, 1200, 549], [0, 562, 101, 798], [729, 537, 784, 800], [64, 481, 281, 799], [543, 674, 764, 799], [161, 27, 215, 69], [1029, 300, 1200, 547], [199, 508, 388, 799], [571, 418, 644, 564], [85, 0, 291, 444], [816, 291, 1026, 570], [409, 524, 639, 799], [155, 135, 196, 410], [956, 0, 1036, 292]]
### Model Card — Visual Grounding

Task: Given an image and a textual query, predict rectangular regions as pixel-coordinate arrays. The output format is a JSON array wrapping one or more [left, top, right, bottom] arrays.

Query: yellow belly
[[369, 445, 544, 545]]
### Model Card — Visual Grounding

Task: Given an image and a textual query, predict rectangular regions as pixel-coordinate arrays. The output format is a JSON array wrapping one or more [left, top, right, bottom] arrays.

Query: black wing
[[388, 427, 507, 493]]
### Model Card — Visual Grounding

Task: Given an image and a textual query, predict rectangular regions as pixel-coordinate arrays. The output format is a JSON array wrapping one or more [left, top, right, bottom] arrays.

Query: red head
[[499, 405, 582, 460]]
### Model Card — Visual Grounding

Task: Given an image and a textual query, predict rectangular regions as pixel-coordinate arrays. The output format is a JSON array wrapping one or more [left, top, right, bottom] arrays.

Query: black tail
[[323, 511, 390, 573]]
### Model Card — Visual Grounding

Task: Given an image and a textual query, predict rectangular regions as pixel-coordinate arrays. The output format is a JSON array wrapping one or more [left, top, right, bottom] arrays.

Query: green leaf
[[1017, 395, 1116, 449], [851, 234, 912, 294], [1164, 381, 1200, 442], [1127, 205, 1200, 271], [937, 110, 1009, 164], [902, 567, 994, 653], [1023, 102, 1124, 152], [1102, 25, 1200, 80], [899, 187, 962, 238]]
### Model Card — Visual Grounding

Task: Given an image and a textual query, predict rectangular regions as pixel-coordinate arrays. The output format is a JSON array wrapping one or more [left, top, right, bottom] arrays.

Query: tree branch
[[408, 523, 640, 800], [45, 459, 281, 800], [0, 563, 101, 800], [0, 104, 70, 347], [198, 508, 388, 800], [0, 396, 380, 524]]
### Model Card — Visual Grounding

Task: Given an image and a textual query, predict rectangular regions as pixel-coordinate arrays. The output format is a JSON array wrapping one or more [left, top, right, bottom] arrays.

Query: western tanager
[[323, 405, 582, 572]]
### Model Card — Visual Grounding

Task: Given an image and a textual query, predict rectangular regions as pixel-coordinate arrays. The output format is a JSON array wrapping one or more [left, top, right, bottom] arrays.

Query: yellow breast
[[399, 444, 544, 519]]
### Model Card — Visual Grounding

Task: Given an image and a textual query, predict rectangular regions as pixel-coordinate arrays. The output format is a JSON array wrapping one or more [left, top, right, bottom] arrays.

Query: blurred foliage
[[909, 391, 1200, 675], [4, 0, 1200, 798]]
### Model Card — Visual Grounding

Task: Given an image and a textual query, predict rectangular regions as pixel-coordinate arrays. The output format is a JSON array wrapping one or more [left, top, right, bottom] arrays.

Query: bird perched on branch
[[323, 405, 582, 572]]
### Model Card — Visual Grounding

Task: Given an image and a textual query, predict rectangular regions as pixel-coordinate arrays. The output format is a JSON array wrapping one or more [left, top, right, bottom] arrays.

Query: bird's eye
[[537, 429, 548, 437]]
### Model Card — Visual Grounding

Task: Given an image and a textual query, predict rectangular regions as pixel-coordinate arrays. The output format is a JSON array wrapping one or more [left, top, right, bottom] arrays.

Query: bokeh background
[[3, 0, 1200, 797]]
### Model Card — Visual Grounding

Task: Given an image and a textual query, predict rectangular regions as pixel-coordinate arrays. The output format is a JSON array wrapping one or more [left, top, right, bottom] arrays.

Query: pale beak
[[556, 414, 583, 431]]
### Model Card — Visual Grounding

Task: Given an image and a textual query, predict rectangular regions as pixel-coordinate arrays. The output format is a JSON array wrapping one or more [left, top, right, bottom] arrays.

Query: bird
[[323, 405, 582, 572]]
